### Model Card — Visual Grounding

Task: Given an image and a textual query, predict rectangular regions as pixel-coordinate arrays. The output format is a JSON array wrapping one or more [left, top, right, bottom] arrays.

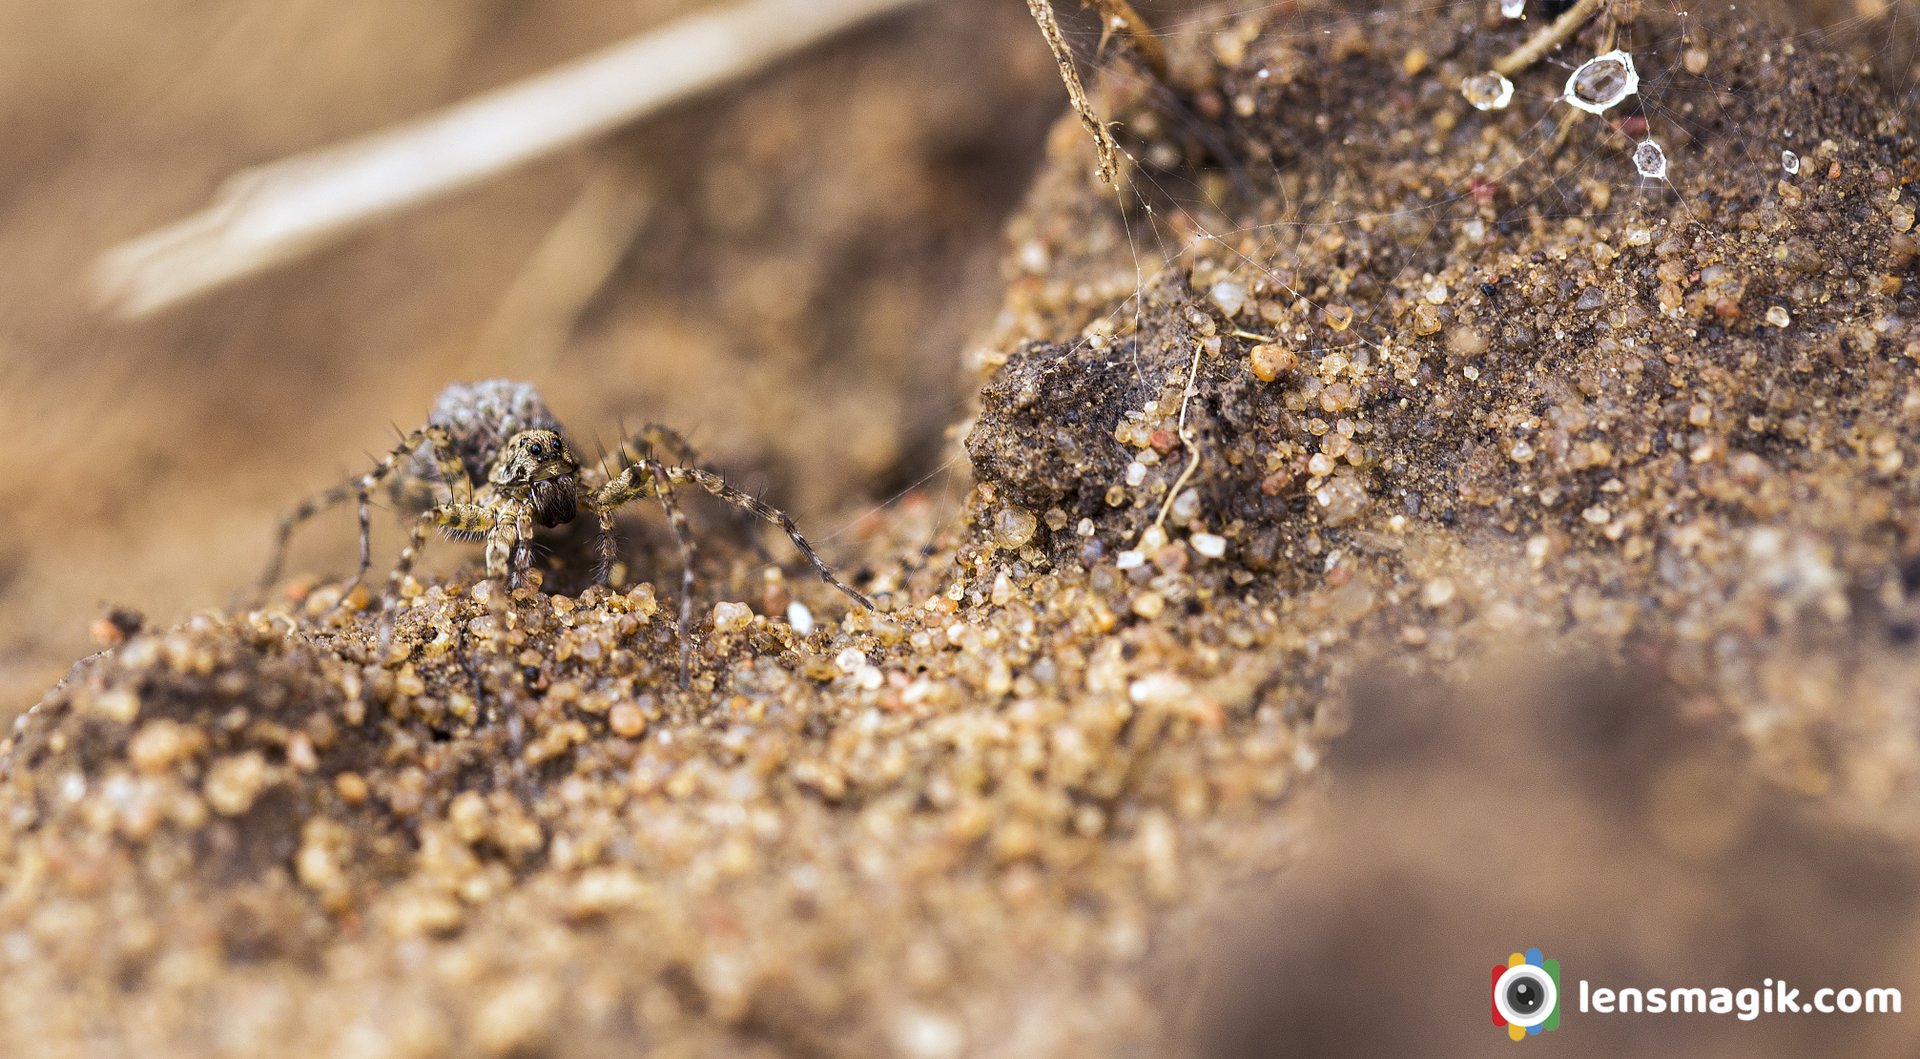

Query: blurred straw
[[471, 168, 654, 375], [1089, 0, 1170, 84], [93, 0, 933, 319]]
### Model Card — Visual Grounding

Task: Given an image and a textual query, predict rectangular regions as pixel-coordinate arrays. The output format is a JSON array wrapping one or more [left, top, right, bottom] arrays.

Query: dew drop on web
[[1633, 139, 1668, 179], [1781, 149, 1800, 175], [1462, 70, 1515, 111], [1564, 50, 1639, 114]]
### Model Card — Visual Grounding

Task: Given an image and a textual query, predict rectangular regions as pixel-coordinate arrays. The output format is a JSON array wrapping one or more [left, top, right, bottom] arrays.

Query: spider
[[262, 380, 872, 652]]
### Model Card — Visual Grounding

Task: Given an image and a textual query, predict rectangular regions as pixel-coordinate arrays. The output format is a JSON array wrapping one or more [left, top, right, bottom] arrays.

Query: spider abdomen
[[410, 379, 569, 496]]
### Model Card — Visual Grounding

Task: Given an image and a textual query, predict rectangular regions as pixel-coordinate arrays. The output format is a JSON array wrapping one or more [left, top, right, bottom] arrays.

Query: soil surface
[[4, 2, 1919, 1057]]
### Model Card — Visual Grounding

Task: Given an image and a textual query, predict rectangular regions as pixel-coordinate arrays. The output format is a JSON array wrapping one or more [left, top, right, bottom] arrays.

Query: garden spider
[[262, 380, 872, 648]]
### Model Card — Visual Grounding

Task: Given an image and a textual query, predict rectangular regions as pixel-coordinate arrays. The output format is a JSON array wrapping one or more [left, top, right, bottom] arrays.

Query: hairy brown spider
[[263, 380, 872, 643]]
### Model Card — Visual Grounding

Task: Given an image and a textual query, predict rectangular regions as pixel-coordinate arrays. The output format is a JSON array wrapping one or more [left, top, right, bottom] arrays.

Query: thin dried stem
[[1494, 0, 1608, 77], [93, 0, 933, 319], [1026, 0, 1121, 187], [1147, 339, 1207, 540], [1089, 0, 1171, 84], [472, 168, 654, 375]]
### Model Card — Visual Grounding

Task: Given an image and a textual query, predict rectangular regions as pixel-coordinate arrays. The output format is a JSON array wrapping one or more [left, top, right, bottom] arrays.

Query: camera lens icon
[[1496, 965, 1556, 1025], [1491, 949, 1561, 1041]]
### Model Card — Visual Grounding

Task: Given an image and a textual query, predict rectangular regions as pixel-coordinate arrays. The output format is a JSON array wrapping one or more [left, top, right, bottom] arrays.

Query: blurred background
[[1181, 660, 1920, 1058], [2, 3, 1918, 1056], [0, 0, 1061, 715]]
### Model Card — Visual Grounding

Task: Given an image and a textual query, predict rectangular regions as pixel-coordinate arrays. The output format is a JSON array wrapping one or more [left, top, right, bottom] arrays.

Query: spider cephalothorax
[[264, 380, 872, 657], [490, 429, 581, 528]]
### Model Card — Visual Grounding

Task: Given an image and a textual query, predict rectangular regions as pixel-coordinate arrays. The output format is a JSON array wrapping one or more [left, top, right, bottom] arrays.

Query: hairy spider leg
[[605, 424, 777, 567], [609, 422, 699, 469], [593, 427, 689, 584], [593, 462, 874, 611], [666, 466, 874, 609], [499, 505, 537, 589], [263, 425, 472, 591], [386, 501, 505, 599], [594, 458, 699, 682], [596, 425, 687, 581]]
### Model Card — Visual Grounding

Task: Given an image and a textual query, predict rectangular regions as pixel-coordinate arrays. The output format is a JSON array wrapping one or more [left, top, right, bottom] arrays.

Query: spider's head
[[492, 430, 578, 489], [495, 430, 581, 526]]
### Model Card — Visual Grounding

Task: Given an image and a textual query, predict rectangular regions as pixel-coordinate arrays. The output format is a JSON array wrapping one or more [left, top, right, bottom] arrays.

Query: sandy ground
[[4, 0, 1920, 1056], [0, 0, 1058, 715]]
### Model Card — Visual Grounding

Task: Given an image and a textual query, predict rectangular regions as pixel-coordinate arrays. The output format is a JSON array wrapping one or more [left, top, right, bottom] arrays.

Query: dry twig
[[93, 0, 933, 319], [1147, 339, 1206, 541], [1026, 0, 1121, 187], [1494, 0, 1608, 77], [1089, 0, 1171, 84]]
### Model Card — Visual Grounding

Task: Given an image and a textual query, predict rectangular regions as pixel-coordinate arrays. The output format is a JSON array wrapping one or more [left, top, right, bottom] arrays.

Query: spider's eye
[[528, 441, 546, 458]]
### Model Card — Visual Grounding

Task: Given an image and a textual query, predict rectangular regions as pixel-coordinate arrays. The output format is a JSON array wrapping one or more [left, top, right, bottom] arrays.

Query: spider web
[[809, 0, 1919, 577], [1059, 0, 1914, 360]]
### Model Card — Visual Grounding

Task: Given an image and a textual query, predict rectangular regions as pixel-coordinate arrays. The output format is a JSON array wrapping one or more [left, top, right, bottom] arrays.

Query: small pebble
[[712, 601, 752, 633], [88, 688, 140, 725], [609, 703, 648, 739], [786, 601, 815, 635], [204, 752, 269, 817], [1128, 673, 1192, 708], [1249, 344, 1296, 382], [1209, 282, 1248, 318], [994, 507, 1038, 547]]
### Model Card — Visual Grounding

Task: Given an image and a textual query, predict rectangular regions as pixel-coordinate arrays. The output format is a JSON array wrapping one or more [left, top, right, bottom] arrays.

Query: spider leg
[[599, 425, 706, 583], [500, 503, 536, 590], [729, 480, 783, 568], [608, 422, 699, 469], [606, 425, 770, 563], [342, 495, 373, 598], [263, 480, 357, 590], [592, 507, 622, 587], [594, 460, 698, 684], [662, 466, 873, 610], [588, 424, 677, 585], [262, 425, 472, 589], [388, 501, 497, 600], [589, 427, 690, 584]]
